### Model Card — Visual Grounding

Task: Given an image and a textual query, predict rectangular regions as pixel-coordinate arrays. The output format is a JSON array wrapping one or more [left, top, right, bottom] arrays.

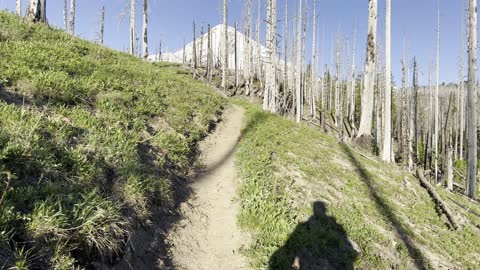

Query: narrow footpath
[[166, 104, 249, 270]]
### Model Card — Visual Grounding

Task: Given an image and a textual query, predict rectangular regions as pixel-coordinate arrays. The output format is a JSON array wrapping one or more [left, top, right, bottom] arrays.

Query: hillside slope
[[234, 100, 480, 269], [0, 12, 224, 269]]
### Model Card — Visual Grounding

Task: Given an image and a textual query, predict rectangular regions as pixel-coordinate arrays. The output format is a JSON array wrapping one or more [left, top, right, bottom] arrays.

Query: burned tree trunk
[[466, 0, 477, 200], [26, 0, 46, 23], [16, 0, 22, 16], [69, 0, 75, 34], [99, 6, 105, 45], [295, 0, 303, 122], [382, 0, 393, 162], [193, 21, 197, 69], [142, 0, 149, 59], [222, 0, 228, 91], [129, 0, 136, 55], [357, 0, 377, 141]]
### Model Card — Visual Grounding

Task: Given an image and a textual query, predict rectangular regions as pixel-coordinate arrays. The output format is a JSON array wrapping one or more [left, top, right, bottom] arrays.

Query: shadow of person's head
[[269, 201, 358, 270]]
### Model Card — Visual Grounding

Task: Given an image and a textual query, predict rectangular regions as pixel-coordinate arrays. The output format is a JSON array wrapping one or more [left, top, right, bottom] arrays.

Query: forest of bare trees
[[18, 0, 479, 201]]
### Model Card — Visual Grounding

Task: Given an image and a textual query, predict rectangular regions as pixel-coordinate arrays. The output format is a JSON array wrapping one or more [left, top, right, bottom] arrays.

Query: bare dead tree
[[69, 0, 75, 34], [357, 0, 377, 141], [193, 21, 197, 69], [222, 0, 228, 91], [16, 0, 21, 16], [206, 24, 213, 81], [99, 5, 105, 46], [63, 0, 67, 30], [434, 0, 440, 182], [310, 0, 317, 119], [129, 0, 136, 55], [26, 0, 46, 23], [295, 0, 303, 123], [235, 21, 238, 89], [282, 0, 288, 107], [199, 24, 204, 66], [142, 0, 148, 59], [349, 23, 357, 135], [265, 0, 278, 112], [382, 0, 393, 162], [466, 0, 477, 199]]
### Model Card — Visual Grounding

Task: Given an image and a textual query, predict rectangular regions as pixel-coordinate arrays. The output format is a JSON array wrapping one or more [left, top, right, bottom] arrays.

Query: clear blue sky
[[1, 0, 471, 85]]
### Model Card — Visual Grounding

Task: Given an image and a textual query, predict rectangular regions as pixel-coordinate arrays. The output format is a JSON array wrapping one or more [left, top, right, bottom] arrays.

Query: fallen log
[[415, 168, 460, 230]]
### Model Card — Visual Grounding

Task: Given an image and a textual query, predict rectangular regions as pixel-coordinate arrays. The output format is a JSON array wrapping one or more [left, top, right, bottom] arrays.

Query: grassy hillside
[[234, 100, 480, 269], [0, 12, 224, 269]]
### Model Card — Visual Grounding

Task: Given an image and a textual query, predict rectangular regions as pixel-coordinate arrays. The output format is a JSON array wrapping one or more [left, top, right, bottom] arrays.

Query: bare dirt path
[[166, 104, 249, 270]]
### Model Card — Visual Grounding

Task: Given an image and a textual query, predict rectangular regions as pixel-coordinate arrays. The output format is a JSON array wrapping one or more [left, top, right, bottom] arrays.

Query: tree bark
[[26, 0, 46, 23], [69, 0, 75, 34], [222, 0, 228, 91], [382, 0, 393, 162], [466, 0, 477, 200], [235, 22, 238, 89], [99, 5, 105, 45], [16, 0, 21, 16], [129, 0, 135, 55], [295, 0, 303, 123], [434, 0, 440, 182], [357, 0, 377, 139], [63, 0, 67, 30], [349, 23, 357, 134], [283, 0, 288, 105], [310, 0, 317, 119], [206, 24, 213, 82], [460, 12, 466, 161], [193, 21, 197, 69], [265, 0, 277, 112], [142, 0, 149, 59], [446, 134, 454, 191]]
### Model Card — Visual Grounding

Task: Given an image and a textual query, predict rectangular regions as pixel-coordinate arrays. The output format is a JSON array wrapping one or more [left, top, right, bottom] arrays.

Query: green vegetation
[[234, 99, 480, 269], [0, 12, 224, 268]]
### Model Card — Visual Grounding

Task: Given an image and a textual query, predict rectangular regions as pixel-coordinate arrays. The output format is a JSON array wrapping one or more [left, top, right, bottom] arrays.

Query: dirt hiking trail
[[166, 104, 249, 270]]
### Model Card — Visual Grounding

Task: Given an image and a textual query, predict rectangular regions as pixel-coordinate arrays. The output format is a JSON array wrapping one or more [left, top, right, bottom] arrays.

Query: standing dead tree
[[382, 0, 393, 163], [129, 0, 136, 55], [69, 0, 75, 34], [295, 0, 303, 123], [434, 0, 440, 182], [349, 23, 357, 136], [63, 0, 67, 30], [142, 0, 149, 59], [26, 0, 46, 23], [466, 0, 477, 200], [264, 0, 278, 113], [98, 5, 105, 45], [206, 24, 213, 82], [244, 0, 253, 95], [16, 0, 21, 16], [357, 0, 377, 143], [235, 22, 238, 89], [193, 21, 197, 69], [222, 0, 228, 92], [310, 0, 318, 119]]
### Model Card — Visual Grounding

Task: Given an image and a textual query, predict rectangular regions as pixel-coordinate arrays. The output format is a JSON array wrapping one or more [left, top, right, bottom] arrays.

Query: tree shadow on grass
[[269, 201, 358, 270], [340, 143, 429, 270]]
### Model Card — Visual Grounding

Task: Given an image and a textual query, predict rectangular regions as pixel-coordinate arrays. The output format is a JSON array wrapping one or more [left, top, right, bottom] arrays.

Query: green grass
[[0, 12, 224, 268], [234, 99, 480, 269]]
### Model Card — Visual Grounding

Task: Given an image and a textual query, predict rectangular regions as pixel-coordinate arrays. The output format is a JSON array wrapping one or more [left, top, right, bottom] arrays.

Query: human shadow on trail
[[269, 201, 358, 270], [340, 144, 429, 270]]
